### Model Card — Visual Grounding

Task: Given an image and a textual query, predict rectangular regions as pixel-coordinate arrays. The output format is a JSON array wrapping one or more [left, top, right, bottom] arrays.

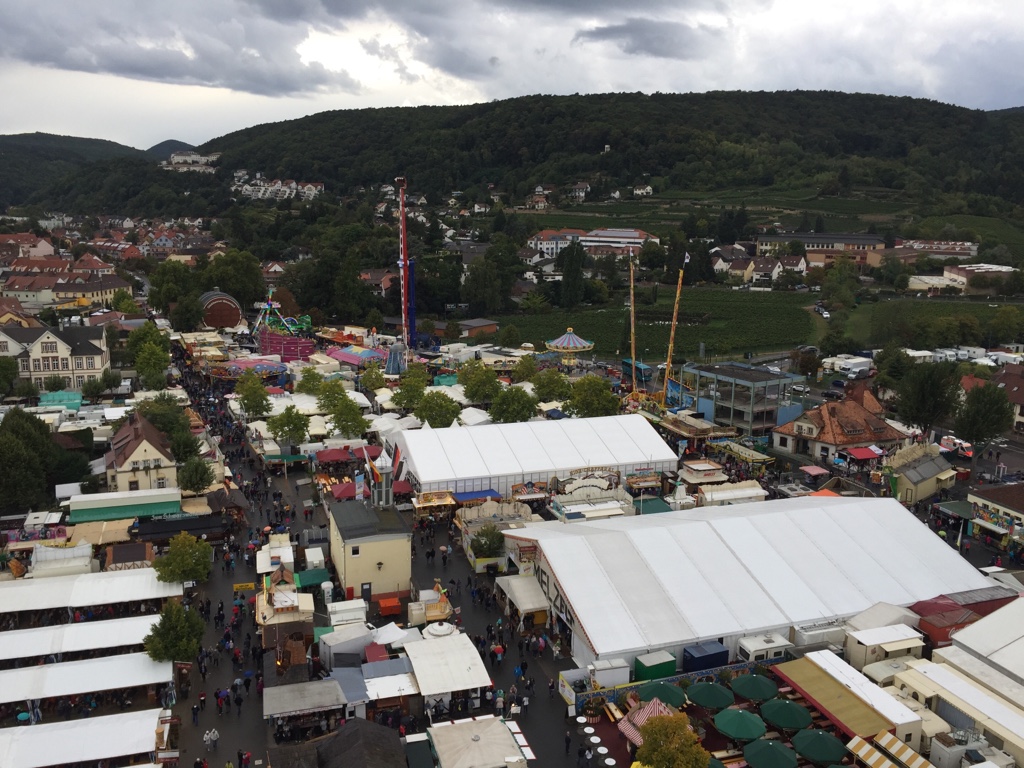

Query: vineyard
[[494, 289, 817, 361]]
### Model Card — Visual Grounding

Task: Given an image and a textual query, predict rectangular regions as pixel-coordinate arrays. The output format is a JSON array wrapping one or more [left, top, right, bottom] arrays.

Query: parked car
[[791, 384, 810, 394], [831, 379, 846, 389], [822, 390, 843, 401]]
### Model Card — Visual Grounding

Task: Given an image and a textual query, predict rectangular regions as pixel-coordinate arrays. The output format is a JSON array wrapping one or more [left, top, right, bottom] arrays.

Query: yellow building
[[104, 413, 178, 492], [327, 500, 411, 601]]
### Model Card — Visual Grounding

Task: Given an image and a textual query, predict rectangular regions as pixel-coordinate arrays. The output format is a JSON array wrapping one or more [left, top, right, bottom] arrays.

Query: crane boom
[[662, 265, 685, 404]]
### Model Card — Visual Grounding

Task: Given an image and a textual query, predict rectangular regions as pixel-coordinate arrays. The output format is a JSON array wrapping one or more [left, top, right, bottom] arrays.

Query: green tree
[[170, 430, 202, 463], [81, 378, 106, 399], [267, 405, 310, 478], [365, 307, 385, 331], [153, 532, 214, 584], [169, 292, 205, 332], [511, 355, 538, 383], [135, 393, 190, 437], [144, 600, 205, 663], [13, 379, 38, 400], [295, 367, 324, 395], [498, 324, 521, 348], [896, 362, 961, 440], [101, 367, 123, 392], [462, 259, 503, 316], [178, 457, 216, 495], [458, 360, 501, 404], [126, 321, 169, 363], [202, 248, 266, 307], [519, 292, 551, 314], [0, 437, 47, 514], [490, 386, 537, 423], [318, 380, 370, 438], [954, 383, 1015, 471], [443, 320, 462, 342], [392, 378, 426, 410], [111, 288, 139, 313], [470, 523, 506, 558], [564, 374, 620, 418], [43, 374, 67, 392], [531, 368, 572, 402], [235, 369, 271, 420], [136, 342, 170, 390], [361, 362, 385, 392], [415, 390, 462, 428], [986, 306, 1022, 346], [636, 713, 710, 768], [560, 241, 586, 309], [0, 357, 19, 396]]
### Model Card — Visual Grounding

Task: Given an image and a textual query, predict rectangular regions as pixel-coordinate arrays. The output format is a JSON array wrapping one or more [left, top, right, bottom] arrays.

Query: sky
[[1, 0, 1023, 149]]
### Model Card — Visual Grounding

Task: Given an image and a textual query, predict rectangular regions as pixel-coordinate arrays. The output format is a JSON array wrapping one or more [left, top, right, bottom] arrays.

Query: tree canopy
[[458, 360, 501, 404], [954, 383, 1015, 463], [153, 532, 213, 584], [317, 380, 370, 438], [144, 600, 205, 663], [360, 362, 385, 392], [531, 368, 572, 402], [415, 391, 462, 428], [636, 713, 710, 768], [136, 342, 169, 391], [490, 386, 538, 423], [295, 367, 324, 395], [564, 374, 620, 418], [178, 457, 216, 495], [235, 369, 271, 420], [470, 523, 506, 558], [267, 404, 310, 450], [896, 362, 961, 439]]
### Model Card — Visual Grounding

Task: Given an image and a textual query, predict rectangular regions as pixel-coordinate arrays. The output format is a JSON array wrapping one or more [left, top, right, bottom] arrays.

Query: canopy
[[846, 737, 898, 768], [546, 328, 594, 352], [294, 568, 330, 588], [0, 653, 172, 704], [495, 575, 549, 614], [317, 448, 351, 463], [686, 681, 735, 710], [403, 633, 491, 697], [760, 698, 812, 731], [331, 482, 370, 500], [714, 708, 767, 742], [0, 615, 159, 661], [263, 679, 346, 718], [393, 480, 414, 494], [730, 674, 779, 702], [744, 739, 798, 768], [429, 716, 525, 768], [721, 441, 774, 464], [846, 447, 878, 462], [0, 569, 181, 615], [453, 489, 502, 503], [352, 445, 383, 460], [792, 729, 848, 765], [618, 697, 676, 746], [0, 708, 165, 768], [635, 681, 687, 709], [800, 466, 830, 477], [327, 345, 387, 367]]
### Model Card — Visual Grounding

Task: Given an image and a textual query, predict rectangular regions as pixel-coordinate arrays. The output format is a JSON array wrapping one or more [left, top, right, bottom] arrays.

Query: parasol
[[760, 699, 812, 731], [744, 740, 798, 768], [714, 708, 767, 743], [792, 729, 848, 765], [686, 681, 735, 711], [636, 681, 687, 709], [730, 674, 779, 702]]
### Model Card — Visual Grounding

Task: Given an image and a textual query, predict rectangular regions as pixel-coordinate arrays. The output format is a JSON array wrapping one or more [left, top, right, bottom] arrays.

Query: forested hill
[[19, 91, 1024, 217], [0, 132, 144, 209]]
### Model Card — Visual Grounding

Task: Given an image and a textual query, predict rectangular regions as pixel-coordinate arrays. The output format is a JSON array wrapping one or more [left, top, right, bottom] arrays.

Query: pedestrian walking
[[565, 730, 572, 755], [235, 694, 243, 716], [210, 728, 219, 751], [192, 703, 200, 725], [244, 677, 252, 695], [522, 695, 529, 715], [204, 731, 212, 752], [549, 678, 556, 699]]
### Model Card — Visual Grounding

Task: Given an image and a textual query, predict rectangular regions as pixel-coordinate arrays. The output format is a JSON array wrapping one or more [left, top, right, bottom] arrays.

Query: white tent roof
[[405, 633, 492, 697], [505, 496, 991, 659], [951, 598, 1024, 684], [0, 569, 182, 615], [365, 673, 419, 700], [0, 653, 172, 705], [459, 407, 492, 426], [429, 716, 525, 768], [396, 414, 676, 486], [0, 614, 159, 661], [0, 708, 165, 768], [495, 575, 550, 613], [262, 679, 347, 718]]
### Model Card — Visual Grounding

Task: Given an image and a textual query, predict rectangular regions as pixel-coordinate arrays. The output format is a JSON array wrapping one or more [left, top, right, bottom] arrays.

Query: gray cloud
[[573, 17, 723, 59], [0, 0, 360, 96], [361, 38, 420, 84]]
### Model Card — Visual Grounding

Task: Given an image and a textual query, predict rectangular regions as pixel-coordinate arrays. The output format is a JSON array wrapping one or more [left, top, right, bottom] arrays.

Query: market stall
[[412, 491, 457, 519], [494, 574, 549, 629]]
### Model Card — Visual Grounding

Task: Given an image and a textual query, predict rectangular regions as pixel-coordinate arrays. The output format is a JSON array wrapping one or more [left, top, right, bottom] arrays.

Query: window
[[778, 436, 789, 448], [64, 377, 71, 388], [157, 478, 167, 489], [129, 480, 139, 491], [60, 358, 69, 371], [86, 357, 95, 369], [351, 546, 360, 557], [41, 341, 58, 353], [32, 359, 40, 371], [0, 341, 6, 352], [41, 358, 50, 371], [76, 376, 84, 387], [20, 359, 28, 372], [75, 357, 83, 369]]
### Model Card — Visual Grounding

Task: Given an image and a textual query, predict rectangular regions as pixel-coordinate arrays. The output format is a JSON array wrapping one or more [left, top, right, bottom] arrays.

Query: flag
[[684, 252, 691, 264], [392, 445, 402, 470], [368, 457, 382, 485]]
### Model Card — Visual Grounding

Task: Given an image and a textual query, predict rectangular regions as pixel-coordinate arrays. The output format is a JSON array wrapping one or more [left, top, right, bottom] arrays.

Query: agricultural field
[[844, 297, 1011, 348], [494, 289, 817, 362]]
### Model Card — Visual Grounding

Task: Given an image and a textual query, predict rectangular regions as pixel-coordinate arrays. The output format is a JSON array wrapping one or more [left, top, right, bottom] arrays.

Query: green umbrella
[[686, 682, 735, 711], [744, 740, 798, 768], [792, 729, 848, 765], [714, 708, 767, 743], [730, 674, 780, 703], [760, 698, 813, 731], [637, 681, 688, 709]]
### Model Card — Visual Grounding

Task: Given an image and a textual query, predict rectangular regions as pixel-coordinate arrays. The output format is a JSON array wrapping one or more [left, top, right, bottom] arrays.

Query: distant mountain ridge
[[145, 139, 194, 160]]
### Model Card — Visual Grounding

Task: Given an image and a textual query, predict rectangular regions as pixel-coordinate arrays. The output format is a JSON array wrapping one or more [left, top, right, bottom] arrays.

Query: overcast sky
[[1, 0, 1022, 149]]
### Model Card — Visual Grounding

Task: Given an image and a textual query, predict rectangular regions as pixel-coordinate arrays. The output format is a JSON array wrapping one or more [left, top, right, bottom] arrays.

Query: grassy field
[[917, 215, 1024, 256], [843, 297, 1010, 347], [495, 289, 817, 361]]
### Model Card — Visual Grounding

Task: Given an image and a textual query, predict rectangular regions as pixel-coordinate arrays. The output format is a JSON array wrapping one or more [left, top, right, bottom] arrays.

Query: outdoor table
[[597, 747, 609, 755], [576, 716, 588, 725], [605, 760, 616, 767], [590, 736, 602, 745], [583, 726, 595, 735]]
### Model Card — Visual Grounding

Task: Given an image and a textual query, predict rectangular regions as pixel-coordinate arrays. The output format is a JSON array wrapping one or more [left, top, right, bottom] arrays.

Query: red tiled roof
[[774, 399, 906, 447]]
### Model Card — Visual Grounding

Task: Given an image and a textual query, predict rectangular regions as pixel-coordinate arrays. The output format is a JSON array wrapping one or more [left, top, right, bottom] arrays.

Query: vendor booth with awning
[[495, 574, 549, 628], [263, 679, 348, 719]]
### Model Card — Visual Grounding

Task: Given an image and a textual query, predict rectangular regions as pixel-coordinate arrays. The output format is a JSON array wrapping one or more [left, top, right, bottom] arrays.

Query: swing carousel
[[545, 328, 594, 367]]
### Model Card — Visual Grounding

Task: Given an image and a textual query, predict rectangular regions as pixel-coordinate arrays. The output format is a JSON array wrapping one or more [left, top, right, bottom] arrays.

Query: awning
[[393, 480, 413, 494], [800, 465, 830, 477], [262, 679, 347, 718], [847, 736, 898, 768], [495, 575, 549, 614], [331, 482, 370, 500], [453, 489, 501, 503], [317, 448, 351, 463], [935, 469, 958, 481], [722, 441, 773, 464], [880, 638, 925, 653], [971, 518, 1009, 535], [351, 445, 383, 460], [412, 491, 456, 508], [293, 568, 330, 588], [873, 731, 934, 768], [846, 447, 878, 461]]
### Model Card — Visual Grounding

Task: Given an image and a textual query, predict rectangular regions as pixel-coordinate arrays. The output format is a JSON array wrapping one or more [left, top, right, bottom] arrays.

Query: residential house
[[516, 247, 544, 266], [262, 261, 287, 285], [526, 229, 586, 257], [710, 244, 751, 262], [0, 233, 55, 259], [772, 399, 909, 463], [960, 374, 988, 403], [1, 274, 62, 306], [0, 296, 41, 327], [89, 240, 144, 261], [992, 363, 1024, 432], [756, 232, 886, 257], [54, 274, 133, 307], [711, 255, 731, 274], [359, 269, 398, 297], [73, 254, 115, 275], [568, 182, 590, 202], [751, 258, 782, 286], [886, 443, 957, 504], [6, 257, 73, 274], [527, 194, 549, 210], [728, 259, 754, 283], [778, 254, 808, 275], [104, 413, 178, 492], [633, 184, 654, 197], [327, 500, 411, 600], [472, 203, 491, 215], [534, 184, 556, 196], [0, 324, 109, 390]]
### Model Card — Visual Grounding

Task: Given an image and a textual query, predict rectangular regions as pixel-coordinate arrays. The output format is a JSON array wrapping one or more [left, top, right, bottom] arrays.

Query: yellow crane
[[661, 256, 688, 405]]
